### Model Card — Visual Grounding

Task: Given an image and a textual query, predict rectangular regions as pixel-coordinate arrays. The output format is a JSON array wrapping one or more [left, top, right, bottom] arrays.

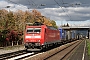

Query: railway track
[[0, 50, 25, 60], [0, 50, 37, 60], [0, 40, 82, 60], [44, 40, 83, 60], [26, 40, 83, 60]]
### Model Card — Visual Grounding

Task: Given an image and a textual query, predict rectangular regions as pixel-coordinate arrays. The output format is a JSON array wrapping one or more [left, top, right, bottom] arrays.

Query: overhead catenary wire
[[54, 0, 71, 21], [5, 0, 78, 21], [7, 0, 19, 4], [61, 0, 72, 22], [30, 0, 41, 9], [62, 0, 81, 27]]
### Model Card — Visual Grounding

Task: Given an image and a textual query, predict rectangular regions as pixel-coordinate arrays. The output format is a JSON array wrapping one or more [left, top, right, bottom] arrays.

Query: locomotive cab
[[24, 22, 60, 51], [24, 25, 46, 51]]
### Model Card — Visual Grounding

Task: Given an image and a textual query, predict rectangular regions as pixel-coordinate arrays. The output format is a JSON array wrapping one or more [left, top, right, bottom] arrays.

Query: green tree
[[50, 20, 58, 28]]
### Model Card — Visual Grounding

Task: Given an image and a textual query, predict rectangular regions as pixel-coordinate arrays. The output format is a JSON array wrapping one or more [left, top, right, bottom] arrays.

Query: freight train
[[24, 22, 77, 51], [59, 29, 77, 43]]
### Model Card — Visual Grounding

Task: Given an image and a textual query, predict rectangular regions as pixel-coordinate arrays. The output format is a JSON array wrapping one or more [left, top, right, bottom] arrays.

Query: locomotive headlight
[[26, 40, 29, 42], [38, 40, 40, 42], [42, 44, 44, 45]]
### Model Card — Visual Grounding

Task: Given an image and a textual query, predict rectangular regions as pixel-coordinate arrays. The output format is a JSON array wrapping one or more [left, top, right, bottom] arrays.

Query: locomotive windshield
[[27, 28, 41, 33]]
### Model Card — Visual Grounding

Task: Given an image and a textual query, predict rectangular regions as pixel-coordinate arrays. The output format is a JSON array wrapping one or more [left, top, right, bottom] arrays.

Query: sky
[[0, 0, 90, 27]]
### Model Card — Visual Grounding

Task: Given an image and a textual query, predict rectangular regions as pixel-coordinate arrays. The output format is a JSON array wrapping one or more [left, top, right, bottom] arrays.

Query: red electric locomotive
[[24, 22, 60, 51]]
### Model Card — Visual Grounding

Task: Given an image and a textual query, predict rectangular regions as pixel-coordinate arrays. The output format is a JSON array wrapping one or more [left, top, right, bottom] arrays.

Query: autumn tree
[[6, 11, 15, 30], [32, 9, 44, 23], [0, 9, 58, 46], [0, 9, 8, 29], [14, 10, 26, 31], [25, 11, 34, 23]]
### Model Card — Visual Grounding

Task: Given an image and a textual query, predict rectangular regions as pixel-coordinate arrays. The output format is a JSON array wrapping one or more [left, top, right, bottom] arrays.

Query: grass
[[86, 39, 90, 58]]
